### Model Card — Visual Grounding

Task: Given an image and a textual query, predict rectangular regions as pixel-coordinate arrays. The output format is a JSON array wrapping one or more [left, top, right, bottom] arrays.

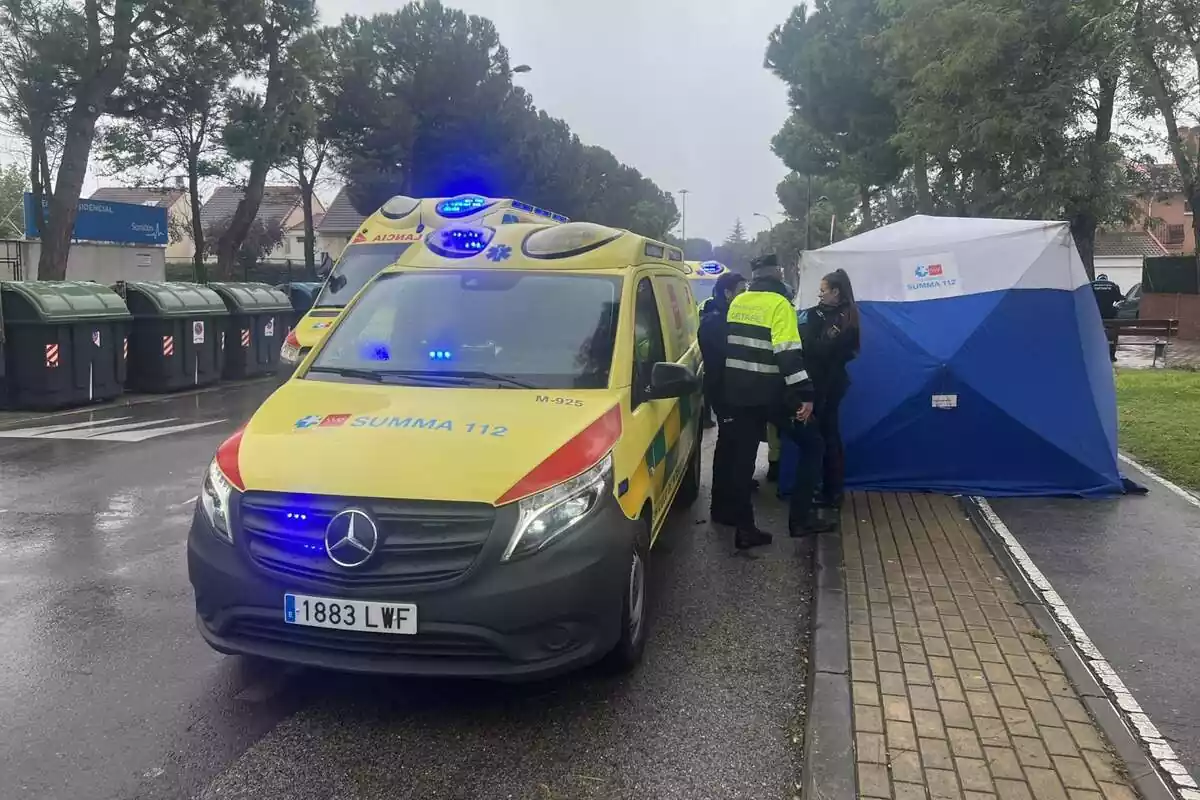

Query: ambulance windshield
[[690, 277, 719, 302], [315, 242, 414, 308], [309, 271, 622, 390]]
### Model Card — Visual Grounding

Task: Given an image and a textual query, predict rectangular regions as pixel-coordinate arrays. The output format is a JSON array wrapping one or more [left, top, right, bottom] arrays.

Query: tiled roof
[[200, 186, 303, 229], [316, 187, 368, 234], [90, 187, 186, 207], [1094, 231, 1169, 258]]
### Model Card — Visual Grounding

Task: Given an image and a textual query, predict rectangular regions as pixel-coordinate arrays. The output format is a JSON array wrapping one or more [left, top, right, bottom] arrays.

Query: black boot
[[789, 514, 837, 537], [766, 461, 780, 482], [735, 526, 774, 549], [814, 493, 844, 510]]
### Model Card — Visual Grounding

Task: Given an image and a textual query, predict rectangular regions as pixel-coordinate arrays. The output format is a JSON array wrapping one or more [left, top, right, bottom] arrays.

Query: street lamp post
[[753, 212, 775, 250], [678, 189, 690, 244]]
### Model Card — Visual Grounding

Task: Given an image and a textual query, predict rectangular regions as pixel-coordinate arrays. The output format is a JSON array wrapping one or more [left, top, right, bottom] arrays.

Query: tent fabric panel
[[843, 375, 1123, 497], [799, 217, 1087, 307], [946, 288, 1122, 492], [837, 302, 943, 444]]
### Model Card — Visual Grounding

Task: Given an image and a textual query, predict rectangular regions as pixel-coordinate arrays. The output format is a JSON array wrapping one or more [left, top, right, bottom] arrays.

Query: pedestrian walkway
[[842, 492, 1141, 800]]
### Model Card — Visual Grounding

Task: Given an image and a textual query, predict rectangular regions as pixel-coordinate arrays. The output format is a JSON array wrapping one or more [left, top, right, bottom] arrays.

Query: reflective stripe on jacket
[[723, 286, 813, 410]]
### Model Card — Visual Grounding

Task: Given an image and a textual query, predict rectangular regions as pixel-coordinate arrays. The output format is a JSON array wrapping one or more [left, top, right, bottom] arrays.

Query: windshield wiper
[[436, 370, 539, 389], [305, 366, 385, 382], [306, 366, 538, 389], [364, 369, 537, 389]]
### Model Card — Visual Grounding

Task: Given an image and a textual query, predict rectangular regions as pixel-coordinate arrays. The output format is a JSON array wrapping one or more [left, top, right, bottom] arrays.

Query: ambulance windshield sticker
[[900, 252, 961, 301]]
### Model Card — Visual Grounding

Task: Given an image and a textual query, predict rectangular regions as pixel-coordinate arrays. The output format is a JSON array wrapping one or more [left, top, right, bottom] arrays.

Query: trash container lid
[[0, 280, 132, 324], [207, 282, 293, 313], [121, 281, 228, 317]]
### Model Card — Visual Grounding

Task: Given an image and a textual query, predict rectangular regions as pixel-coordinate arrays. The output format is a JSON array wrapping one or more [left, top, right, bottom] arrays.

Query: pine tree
[[726, 218, 749, 245]]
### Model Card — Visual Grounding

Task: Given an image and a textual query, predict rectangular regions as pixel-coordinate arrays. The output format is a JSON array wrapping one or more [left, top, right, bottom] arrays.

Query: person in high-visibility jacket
[[717, 254, 834, 547]]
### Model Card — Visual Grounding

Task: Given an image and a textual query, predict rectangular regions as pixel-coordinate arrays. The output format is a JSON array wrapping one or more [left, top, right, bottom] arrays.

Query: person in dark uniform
[[719, 254, 826, 548], [799, 268, 861, 515], [1091, 274, 1123, 320], [698, 272, 748, 522], [699, 274, 747, 430]]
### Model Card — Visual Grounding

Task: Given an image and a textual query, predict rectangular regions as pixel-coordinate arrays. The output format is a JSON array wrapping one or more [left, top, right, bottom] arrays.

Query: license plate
[[284, 593, 417, 635]]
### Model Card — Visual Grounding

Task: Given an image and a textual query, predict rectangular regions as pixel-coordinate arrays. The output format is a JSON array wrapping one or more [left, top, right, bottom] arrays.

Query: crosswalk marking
[[0, 415, 226, 442]]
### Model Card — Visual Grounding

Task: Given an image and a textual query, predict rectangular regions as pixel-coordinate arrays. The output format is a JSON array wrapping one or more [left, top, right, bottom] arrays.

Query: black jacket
[[1091, 280, 1123, 320], [698, 293, 732, 403], [799, 301, 859, 404]]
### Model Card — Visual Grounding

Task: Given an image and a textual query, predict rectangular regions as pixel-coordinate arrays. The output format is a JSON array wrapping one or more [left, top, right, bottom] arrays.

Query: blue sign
[[23, 193, 169, 245]]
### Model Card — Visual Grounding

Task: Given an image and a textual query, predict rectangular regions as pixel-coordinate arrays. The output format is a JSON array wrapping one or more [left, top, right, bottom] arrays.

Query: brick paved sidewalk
[[842, 492, 1139, 800]]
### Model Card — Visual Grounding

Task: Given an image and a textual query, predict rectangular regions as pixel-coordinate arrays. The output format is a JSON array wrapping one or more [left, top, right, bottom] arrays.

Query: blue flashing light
[[699, 260, 725, 275], [428, 349, 453, 361], [512, 201, 534, 213], [436, 194, 490, 218], [361, 341, 391, 361], [429, 225, 495, 258]]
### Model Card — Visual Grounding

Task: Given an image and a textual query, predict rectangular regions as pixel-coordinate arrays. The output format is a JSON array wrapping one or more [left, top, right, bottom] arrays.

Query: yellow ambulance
[[279, 194, 569, 374], [685, 260, 731, 309], [190, 222, 703, 679]]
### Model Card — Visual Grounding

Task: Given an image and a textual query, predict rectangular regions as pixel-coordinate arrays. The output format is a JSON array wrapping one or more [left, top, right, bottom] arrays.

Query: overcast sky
[[325, 0, 797, 243], [2, 1, 798, 243]]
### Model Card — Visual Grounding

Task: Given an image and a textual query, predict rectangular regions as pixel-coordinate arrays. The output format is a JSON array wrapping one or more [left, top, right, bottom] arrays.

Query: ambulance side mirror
[[646, 362, 700, 400]]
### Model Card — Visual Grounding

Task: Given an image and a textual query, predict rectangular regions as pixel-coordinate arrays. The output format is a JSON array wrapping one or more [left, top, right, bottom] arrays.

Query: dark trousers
[[786, 417, 824, 528], [709, 404, 741, 521], [712, 405, 769, 528], [816, 386, 846, 503]]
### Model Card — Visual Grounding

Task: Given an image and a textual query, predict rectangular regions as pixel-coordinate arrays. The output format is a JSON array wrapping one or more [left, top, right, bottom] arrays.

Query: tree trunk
[[914, 150, 933, 215], [36, 0, 136, 280], [858, 184, 874, 231], [1071, 213, 1098, 282], [215, 47, 287, 278], [188, 152, 206, 279], [37, 101, 104, 280], [301, 178, 316, 276]]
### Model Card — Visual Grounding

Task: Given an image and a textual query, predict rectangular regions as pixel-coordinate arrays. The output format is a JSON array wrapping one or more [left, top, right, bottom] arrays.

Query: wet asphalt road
[[990, 463, 1200, 778], [0, 384, 812, 800]]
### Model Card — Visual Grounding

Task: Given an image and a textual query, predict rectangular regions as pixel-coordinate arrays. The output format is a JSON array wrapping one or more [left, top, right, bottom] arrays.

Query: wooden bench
[[1103, 318, 1179, 362]]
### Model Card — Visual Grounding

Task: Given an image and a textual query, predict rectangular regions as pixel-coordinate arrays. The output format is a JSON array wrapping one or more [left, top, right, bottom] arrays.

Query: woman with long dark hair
[[799, 268, 860, 513]]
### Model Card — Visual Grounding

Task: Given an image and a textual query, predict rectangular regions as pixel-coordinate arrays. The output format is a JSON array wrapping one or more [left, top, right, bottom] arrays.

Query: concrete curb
[[0, 377, 275, 430], [962, 496, 1183, 800], [802, 530, 856, 800]]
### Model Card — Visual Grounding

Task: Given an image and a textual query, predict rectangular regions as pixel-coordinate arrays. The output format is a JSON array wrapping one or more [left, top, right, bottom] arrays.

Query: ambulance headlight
[[502, 454, 613, 562], [200, 459, 236, 542]]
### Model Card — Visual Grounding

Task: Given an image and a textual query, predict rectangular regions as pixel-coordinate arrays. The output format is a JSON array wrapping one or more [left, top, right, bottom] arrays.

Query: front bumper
[[187, 494, 637, 680]]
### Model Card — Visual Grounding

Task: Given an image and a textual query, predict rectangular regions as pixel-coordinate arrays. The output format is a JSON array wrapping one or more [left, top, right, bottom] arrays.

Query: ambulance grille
[[238, 492, 496, 588]]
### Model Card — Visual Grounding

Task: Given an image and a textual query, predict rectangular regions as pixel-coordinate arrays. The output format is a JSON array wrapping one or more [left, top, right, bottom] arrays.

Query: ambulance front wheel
[[605, 515, 651, 672]]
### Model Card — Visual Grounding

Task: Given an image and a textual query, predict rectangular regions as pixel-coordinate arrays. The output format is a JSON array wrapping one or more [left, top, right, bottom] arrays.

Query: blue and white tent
[[799, 215, 1134, 497]]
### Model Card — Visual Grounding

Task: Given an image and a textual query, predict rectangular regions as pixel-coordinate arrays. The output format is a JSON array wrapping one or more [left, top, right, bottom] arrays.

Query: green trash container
[[0, 280, 132, 410], [118, 281, 228, 393], [208, 282, 292, 379]]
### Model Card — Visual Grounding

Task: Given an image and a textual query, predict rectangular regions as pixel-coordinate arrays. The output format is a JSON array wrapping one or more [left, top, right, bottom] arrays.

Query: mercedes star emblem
[[324, 508, 379, 568]]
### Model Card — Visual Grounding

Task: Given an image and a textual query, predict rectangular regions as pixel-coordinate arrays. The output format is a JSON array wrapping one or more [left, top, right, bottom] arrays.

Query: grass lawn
[[1115, 368, 1200, 492]]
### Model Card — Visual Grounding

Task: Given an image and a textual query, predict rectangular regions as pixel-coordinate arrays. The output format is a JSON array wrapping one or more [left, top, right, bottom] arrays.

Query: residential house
[[314, 187, 368, 262], [199, 185, 327, 264], [90, 186, 192, 262], [1128, 126, 1200, 255], [1093, 230, 1168, 293]]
